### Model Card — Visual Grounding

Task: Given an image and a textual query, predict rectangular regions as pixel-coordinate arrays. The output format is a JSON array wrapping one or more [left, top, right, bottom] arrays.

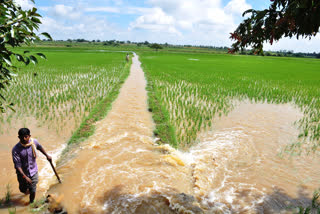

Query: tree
[[229, 0, 320, 54], [0, 0, 52, 112], [149, 43, 163, 51]]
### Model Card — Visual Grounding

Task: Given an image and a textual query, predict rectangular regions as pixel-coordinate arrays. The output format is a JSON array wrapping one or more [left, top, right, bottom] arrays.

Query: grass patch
[[0, 184, 12, 206], [8, 207, 16, 214], [0, 184, 16, 213], [145, 70, 177, 148], [29, 197, 47, 213]]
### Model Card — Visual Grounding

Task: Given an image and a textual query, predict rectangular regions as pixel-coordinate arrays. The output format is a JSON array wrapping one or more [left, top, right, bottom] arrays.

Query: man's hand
[[47, 155, 52, 162], [25, 176, 32, 184]]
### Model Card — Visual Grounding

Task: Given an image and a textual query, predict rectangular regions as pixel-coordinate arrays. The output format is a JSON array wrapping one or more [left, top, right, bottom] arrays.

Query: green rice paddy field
[[2, 46, 320, 153], [139, 52, 320, 152], [1, 48, 130, 141]]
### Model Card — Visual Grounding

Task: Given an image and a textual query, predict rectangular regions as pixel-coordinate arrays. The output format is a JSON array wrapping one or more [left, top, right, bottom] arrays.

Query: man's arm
[[16, 167, 32, 184], [38, 147, 52, 162], [34, 139, 52, 161]]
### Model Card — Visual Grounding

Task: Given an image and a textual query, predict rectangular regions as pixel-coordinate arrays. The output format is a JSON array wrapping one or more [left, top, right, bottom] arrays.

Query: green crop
[[140, 52, 320, 152], [0, 48, 128, 136]]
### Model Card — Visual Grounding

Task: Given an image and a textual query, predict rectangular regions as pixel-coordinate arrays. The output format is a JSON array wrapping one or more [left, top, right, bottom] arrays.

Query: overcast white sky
[[15, 0, 320, 53]]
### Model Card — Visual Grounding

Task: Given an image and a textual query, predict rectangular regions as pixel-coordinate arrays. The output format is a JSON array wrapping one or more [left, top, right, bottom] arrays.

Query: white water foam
[[167, 128, 267, 212]]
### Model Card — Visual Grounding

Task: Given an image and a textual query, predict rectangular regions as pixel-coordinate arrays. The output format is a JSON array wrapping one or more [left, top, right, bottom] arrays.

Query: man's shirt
[[12, 139, 42, 177]]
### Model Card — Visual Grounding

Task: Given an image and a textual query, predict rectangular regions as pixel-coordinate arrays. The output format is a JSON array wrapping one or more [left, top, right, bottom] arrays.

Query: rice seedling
[[4, 184, 11, 204], [8, 208, 16, 214], [1, 48, 129, 138], [140, 52, 320, 151], [0, 184, 12, 206]]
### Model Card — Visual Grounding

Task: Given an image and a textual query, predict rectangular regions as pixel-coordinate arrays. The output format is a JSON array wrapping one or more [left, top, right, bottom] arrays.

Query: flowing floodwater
[[1, 54, 320, 213], [46, 54, 196, 213], [193, 102, 320, 213]]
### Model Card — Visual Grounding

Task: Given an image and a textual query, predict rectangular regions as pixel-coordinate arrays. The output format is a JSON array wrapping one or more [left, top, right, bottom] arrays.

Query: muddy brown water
[[1, 54, 320, 213]]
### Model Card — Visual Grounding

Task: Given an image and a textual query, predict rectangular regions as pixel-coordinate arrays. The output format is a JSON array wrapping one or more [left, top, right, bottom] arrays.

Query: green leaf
[[25, 57, 30, 65], [31, 11, 42, 17], [36, 53, 46, 59], [31, 7, 37, 15], [243, 9, 255, 17], [40, 32, 52, 41], [4, 34, 10, 43], [1, 67, 10, 76], [8, 104, 15, 112], [3, 57, 12, 66], [0, 93, 6, 101], [15, 54, 24, 62], [29, 55, 38, 64], [10, 28, 15, 38], [31, 17, 41, 24]]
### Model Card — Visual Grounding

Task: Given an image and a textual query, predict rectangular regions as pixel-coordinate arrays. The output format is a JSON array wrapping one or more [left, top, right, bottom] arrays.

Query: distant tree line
[[239, 48, 320, 58], [39, 39, 320, 59]]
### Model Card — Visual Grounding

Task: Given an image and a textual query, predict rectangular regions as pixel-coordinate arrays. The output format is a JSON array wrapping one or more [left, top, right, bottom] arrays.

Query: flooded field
[[1, 54, 319, 213], [47, 55, 320, 213]]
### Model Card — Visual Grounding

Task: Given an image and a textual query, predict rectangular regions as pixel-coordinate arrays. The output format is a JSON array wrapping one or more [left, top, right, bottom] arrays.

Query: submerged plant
[[312, 189, 320, 208], [29, 197, 47, 213], [7, 207, 16, 214], [5, 184, 12, 204]]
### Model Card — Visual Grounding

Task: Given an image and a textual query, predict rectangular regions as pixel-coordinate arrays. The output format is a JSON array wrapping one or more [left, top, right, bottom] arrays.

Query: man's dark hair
[[18, 128, 30, 137]]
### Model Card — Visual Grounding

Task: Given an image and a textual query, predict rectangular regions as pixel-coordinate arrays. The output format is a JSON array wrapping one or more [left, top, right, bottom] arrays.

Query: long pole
[[49, 160, 62, 183]]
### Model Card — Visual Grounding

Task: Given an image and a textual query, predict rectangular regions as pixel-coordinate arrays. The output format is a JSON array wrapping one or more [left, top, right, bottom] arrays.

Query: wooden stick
[[49, 160, 62, 183]]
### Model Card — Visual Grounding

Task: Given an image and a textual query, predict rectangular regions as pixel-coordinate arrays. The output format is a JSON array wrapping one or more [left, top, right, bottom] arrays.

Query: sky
[[15, 0, 320, 53]]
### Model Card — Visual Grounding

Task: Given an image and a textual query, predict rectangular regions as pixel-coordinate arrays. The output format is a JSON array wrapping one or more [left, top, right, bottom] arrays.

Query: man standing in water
[[12, 128, 52, 203]]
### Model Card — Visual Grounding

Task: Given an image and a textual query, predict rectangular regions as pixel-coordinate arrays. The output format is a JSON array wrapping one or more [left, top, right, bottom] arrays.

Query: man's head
[[18, 128, 31, 144]]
